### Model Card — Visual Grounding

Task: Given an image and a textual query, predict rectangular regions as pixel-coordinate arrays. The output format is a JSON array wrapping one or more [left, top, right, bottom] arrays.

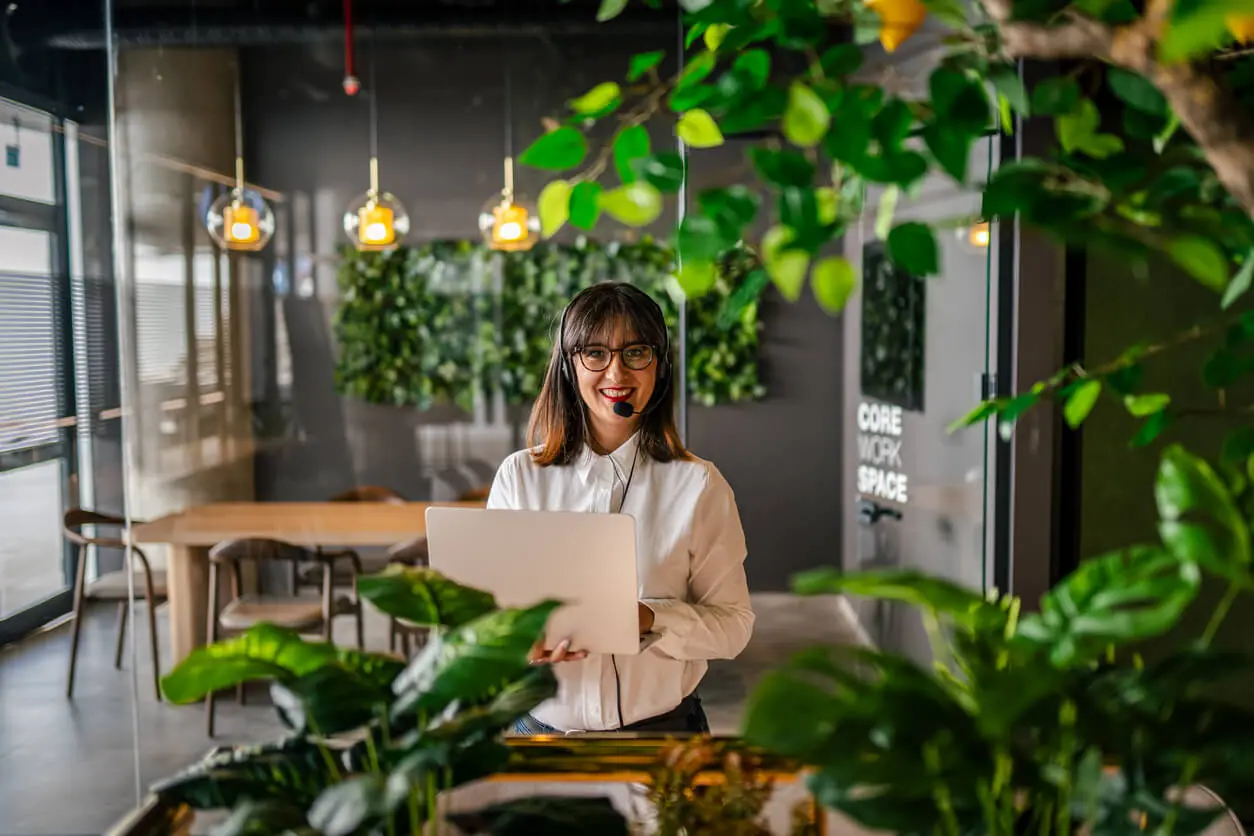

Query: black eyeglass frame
[[572, 343, 658, 373]]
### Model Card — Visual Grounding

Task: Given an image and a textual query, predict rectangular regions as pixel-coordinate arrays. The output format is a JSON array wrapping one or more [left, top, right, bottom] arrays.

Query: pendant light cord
[[368, 7, 379, 195], [503, 62, 513, 198], [233, 58, 244, 192]]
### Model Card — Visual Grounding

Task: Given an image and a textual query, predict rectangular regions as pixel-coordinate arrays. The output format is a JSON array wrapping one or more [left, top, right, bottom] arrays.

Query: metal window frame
[[0, 91, 83, 644]]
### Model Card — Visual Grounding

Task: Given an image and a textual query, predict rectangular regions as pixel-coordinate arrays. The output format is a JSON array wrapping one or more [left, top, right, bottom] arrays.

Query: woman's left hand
[[638, 602, 655, 635]]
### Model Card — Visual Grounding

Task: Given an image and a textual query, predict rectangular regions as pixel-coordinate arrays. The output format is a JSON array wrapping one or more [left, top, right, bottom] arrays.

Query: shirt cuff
[[640, 598, 693, 650]]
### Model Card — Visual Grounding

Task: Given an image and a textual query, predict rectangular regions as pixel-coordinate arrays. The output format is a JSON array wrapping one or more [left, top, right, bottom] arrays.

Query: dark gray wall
[[240, 33, 845, 591]]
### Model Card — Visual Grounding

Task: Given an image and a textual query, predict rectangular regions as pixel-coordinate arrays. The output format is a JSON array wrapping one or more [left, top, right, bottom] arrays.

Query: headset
[[556, 283, 672, 413]]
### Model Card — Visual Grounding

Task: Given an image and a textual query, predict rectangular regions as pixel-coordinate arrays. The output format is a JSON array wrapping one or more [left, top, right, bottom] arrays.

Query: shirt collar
[[575, 431, 642, 485]]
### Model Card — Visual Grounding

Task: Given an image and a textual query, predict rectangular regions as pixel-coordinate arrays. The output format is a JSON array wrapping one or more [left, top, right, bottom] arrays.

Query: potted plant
[[741, 443, 1254, 835]]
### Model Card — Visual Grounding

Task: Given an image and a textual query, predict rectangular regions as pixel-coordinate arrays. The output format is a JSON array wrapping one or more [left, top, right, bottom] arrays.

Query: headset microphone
[[612, 401, 636, 419]]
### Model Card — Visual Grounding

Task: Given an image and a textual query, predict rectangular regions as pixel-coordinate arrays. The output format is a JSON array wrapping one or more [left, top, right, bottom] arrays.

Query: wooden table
[[133, 501, 485, 664]]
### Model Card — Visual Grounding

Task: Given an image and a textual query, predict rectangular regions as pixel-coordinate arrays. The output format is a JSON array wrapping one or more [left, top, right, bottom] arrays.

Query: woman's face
[[572, 319, 658, 438]]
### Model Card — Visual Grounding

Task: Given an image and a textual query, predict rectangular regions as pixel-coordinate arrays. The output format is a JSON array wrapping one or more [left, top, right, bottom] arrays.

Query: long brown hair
[[527, 282, 689, 467]]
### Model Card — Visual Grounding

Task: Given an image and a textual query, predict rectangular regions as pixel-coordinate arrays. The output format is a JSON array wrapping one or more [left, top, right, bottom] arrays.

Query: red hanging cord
[[342, 0, 360, 96]]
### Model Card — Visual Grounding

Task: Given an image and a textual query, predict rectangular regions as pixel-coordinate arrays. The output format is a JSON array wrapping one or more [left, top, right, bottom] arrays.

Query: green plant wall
[[333, 237, 766, 411]]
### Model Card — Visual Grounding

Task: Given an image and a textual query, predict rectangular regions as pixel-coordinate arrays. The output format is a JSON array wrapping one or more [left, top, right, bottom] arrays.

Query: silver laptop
[[424, 507, 641, 655]]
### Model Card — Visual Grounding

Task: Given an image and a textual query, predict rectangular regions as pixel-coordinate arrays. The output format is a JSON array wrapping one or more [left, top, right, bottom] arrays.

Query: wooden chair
[[386, 536, 431, 659], [292, 485, 406, 648], [205, 537, 352, 736], [63, 509, 167, 701]]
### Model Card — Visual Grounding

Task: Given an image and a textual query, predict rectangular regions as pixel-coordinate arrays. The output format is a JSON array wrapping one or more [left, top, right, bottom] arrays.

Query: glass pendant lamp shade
[[343, 176, 410, 251], [478, 157, 539, 252], [206, 185, 275, 251]]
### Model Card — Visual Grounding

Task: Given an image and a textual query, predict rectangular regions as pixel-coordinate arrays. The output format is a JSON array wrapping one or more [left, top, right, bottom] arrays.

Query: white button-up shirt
[[486, 433, 755, 732]]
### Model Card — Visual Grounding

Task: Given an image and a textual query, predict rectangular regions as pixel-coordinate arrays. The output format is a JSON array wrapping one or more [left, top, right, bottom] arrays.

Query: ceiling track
[[42, 21, 678, 49]]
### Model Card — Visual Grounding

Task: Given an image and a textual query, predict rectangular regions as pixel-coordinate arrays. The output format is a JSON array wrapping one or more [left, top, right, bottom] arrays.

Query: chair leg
[[206, 690, 216, 737], [114, 601, 129, 669], [389, 619, 397, 653], [237, 683, 246, 705], [66, 545, 89, 699], [206, 561, 221, 737], [401, 631, 411, 659], [144, 574, 162, 702], [355, 605, 365, 650]]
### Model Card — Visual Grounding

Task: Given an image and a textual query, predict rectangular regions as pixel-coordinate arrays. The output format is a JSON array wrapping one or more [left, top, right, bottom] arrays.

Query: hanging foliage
[[333, 238, 766, 411]]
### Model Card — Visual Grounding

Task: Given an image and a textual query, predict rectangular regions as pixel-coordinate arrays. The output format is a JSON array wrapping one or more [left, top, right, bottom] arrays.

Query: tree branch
[[979, 0, 1254, 218]]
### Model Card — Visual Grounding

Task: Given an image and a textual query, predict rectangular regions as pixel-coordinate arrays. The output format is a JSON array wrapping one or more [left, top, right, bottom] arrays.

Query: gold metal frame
[[105, 735, 827, 836]]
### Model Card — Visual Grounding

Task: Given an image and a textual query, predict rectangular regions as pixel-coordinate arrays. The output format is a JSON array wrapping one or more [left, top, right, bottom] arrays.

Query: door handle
[[857, 498, 903, 525]]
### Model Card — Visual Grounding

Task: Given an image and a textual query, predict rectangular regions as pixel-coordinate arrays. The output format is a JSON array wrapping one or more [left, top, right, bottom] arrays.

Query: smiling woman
[[489, 281, 756, 736]]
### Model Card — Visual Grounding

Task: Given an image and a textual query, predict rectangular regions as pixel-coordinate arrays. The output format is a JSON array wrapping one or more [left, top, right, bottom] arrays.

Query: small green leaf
[[1056, 99, 1102, 153], [783, 82, 831, 147], [698, 186, 759, 240], [929, 68, 989, 135], [815, 187, 838, 225], [519, 127, 588, 171], [678, 214, 725, 262], [676, 108, 725, 148], [819, 43, 862, 76], [599, 181, 664, 226], [1064, 379, 1102, 428], [749, 147, 815, 187], [1222, 249, 1254, 309], [886, 222, 939, 277], [1160, 0, 1254, 63], [597, 0, 629, 21], [678, 259, 718, 297], [989, 64, 1030, 116], [612, 125, 651, 184], [733, 49, 771, 89], [537, 180, 572, 238], [762, 225, 810, 301], [1125, 393, 1171, 417], [922, 0, 968, 25], [703, 23, 732, 51], [569, 82, 622, 116], [632, 153, 686, 192], [1107, 68, 1168, 115], [569, 182, 603, 230], [811, 257, 857, 313], [1167, 235, 1230, 292], [924, 123, 976, 182], [1031, 77, 1081, 116], [627, 50, 665, 82], [875, 186, 899, 240], [1132, 410, 1173, 448]]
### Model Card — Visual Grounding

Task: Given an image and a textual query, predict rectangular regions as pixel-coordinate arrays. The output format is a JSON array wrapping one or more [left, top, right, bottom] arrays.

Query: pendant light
[[205, 60, 275, 252], [343, 16, 409, 251], [479, 65, 539, 252]]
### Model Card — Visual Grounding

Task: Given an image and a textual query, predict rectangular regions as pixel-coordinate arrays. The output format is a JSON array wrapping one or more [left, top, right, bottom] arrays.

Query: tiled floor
[[0, 593, 868, 835]]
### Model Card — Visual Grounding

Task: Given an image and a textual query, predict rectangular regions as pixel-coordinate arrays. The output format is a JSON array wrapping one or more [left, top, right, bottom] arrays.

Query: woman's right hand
[[529, 638, 588, 665]]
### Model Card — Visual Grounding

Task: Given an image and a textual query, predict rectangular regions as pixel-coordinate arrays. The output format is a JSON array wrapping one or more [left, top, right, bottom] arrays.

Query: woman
[[487, 281, 755, 735]]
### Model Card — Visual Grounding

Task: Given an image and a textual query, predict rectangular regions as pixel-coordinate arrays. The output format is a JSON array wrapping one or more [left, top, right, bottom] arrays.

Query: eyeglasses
[[575, 343, 656, 372]]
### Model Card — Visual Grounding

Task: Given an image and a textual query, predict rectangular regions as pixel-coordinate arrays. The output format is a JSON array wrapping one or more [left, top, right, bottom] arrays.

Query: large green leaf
[[631, 152, 686, 193], [793, 567, 993, 626], [424, 666, 558, 744], [161, 624, 339, 704], [886, 222, 939, 277], [761, 225, 809, 301], [676, 108, 725, 148], [612, 125, 651, 184], [1107, 68, 1168, 116], [782, 81, 831, 148], [569, 182, 604, 230], [356, 565, 497, 629], [518, 127, 588, 171], [1156, 444, 1252, 580], [716, 267, 771, 329], [811, 257, 857, 314], [392, 600, 561, 720], [307, 774, 393, 836], [569, 82, 621, 116], [446, 795, 630, 836], [211, 799, 310, 836], [270, 665, 392, 736], [538, 180, 572, 239], [1017, 545, 1202, 666], [151, 738, 340, 810], [929, 67, 989, 135], [599, 182, 664, 226]]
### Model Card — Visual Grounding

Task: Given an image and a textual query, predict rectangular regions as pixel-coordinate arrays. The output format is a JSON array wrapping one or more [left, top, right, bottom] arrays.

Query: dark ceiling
[[5, 0, 680, 50]]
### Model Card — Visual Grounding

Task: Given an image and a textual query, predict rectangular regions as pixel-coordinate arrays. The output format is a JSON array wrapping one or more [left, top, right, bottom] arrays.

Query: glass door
[[842, 133, 1005, 663]]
